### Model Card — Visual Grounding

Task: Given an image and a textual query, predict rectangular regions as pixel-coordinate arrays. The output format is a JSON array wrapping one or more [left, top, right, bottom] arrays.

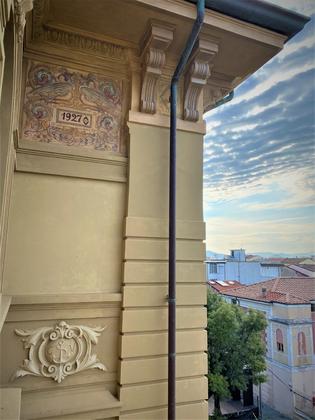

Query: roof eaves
[[186, 0, 310, 42]]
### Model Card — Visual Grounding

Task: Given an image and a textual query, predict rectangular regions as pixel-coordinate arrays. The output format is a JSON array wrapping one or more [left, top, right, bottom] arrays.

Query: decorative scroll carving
[[140, 21, 175, 114], [14, 0, 34, 42], [13, 321, 106, 383], [183, 38, 218, 121]]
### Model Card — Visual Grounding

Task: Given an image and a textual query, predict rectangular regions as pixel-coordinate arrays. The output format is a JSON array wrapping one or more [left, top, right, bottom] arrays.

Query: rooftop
[[221, 277, 315, 305], [208, 280, 242, 293], [288, 265, 315, 277]]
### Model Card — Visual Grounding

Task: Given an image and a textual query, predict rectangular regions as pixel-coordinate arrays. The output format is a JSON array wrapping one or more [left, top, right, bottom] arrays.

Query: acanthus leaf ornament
[[13, 321, 106, 383]]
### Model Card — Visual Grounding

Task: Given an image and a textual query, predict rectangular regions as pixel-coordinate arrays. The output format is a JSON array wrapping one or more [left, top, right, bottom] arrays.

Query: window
[[209, 263, 217, 274], [276, 328, 284, 352], [297, 331, 307, 355]]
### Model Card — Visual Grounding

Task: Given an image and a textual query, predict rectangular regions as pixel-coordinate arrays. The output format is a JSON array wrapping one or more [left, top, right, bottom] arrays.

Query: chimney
[[262, 287, 267, 298]]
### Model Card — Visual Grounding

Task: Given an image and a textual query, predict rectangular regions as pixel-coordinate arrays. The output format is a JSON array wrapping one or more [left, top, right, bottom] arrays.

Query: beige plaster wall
[[3, 172, 125, 295], [273, 304, 311, 320], [0, 15, 127, 413], [292, 368, 315, 417], [127, 123, 203, 220], [263, 361, 315, 419], [266, 361, 294, 417]]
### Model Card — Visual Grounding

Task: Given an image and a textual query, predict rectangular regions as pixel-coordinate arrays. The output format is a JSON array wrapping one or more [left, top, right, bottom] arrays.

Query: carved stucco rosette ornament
[[13, 321, 106, 383]]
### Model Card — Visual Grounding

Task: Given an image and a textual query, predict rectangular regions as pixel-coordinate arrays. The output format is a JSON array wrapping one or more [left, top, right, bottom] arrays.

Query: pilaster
[[118, 19, 210, 420], [0, 0, 31, 295]]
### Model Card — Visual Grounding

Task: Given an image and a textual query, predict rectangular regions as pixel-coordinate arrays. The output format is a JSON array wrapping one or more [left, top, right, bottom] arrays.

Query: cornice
[[29, 0, 129, 64], [41, 24, 127, 62], [135, 0, 287, 48]]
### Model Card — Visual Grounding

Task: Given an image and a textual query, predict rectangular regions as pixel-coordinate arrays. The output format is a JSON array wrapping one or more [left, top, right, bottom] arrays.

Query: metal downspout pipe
[[168, 1, 205, 419], [213, 90, 234, 109]]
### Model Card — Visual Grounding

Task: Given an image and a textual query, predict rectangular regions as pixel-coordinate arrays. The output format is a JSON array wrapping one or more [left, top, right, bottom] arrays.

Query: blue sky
[[203, 0, 315, 255]]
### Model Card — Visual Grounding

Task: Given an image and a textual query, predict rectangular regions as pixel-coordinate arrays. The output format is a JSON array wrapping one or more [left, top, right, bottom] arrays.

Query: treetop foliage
[[207, 290, 267, 400]]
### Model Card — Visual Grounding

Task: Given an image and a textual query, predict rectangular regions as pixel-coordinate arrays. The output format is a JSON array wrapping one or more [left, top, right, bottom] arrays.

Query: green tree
[[207, 291, 267, 415]]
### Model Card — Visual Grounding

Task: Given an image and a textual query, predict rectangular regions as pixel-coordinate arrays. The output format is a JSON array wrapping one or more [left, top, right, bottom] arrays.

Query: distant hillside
[[206, 250, 225, 259], [206, 250, 314, 259], [251, 252, 314, 258]]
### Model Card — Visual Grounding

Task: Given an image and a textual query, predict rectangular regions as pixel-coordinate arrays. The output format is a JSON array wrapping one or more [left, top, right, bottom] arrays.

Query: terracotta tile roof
[[208, 280, 242, 293], [221, 277, 315, 304]]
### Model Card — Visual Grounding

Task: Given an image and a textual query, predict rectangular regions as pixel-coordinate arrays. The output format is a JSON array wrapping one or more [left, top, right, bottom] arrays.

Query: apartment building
[[221, 278, 315, 419]]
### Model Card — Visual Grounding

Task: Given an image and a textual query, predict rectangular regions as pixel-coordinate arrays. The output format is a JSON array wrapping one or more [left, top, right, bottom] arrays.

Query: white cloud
[[205, 168, 315, 254], [246, 98, 283, 117], [203, 10, 315, 255], [204, 168, 315, 210], [277, 33, 315, 61], [233, 62, 315, 105], [206, 215, 315, 254], [266, 0, 315, 16], [242, 169, 315, 211]]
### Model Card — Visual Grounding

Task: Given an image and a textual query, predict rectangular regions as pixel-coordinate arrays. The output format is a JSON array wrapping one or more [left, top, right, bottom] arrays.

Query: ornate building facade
[[0, 0, 308, 418]]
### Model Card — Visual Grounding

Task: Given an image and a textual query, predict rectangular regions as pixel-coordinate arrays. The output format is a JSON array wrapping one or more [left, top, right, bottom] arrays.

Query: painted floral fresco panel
[[22, 60, 124, 153]]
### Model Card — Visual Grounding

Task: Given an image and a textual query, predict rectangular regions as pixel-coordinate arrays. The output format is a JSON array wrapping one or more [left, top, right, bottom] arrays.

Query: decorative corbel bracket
[[14, 0, 34, 43], [140, 21, 175, 114], [183, 37, 218, 122]]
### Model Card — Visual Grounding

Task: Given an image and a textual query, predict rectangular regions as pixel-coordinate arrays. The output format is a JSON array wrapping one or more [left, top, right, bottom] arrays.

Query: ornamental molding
[[183, 37, 218, 122], [31, 1, 127, 62], [42, 24, 127, 61], [14, 0, 34, 43], [13, 321, 106, 383], [140, 20, 175, 114]]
